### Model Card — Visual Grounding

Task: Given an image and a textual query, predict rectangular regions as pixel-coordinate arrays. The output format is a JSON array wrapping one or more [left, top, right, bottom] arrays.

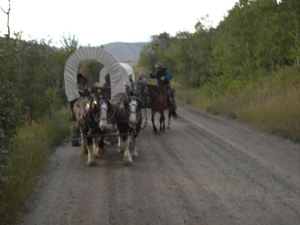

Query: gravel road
[[20, 101, 300, 225]]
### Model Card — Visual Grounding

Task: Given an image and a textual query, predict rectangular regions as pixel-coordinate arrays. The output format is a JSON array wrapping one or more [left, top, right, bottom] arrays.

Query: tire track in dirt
[[176, 104, 300, 224], [139, 124, 235, 225], [19, 102, 300, 225]]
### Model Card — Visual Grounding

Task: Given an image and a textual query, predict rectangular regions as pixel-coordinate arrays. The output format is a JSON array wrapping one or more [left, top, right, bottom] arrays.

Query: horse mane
[[110, 93, 128, 120], [110, 93, 126, 104]]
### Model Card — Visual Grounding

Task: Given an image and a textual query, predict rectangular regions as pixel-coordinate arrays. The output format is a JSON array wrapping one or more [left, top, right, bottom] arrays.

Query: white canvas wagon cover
[[120, 63, 135, 81], [64, 47, 124, 102], [99, 63, 135, 87]]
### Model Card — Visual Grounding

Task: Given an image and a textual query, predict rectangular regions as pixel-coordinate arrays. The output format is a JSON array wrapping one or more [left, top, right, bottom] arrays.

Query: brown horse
[[137, 84, 177, 133]]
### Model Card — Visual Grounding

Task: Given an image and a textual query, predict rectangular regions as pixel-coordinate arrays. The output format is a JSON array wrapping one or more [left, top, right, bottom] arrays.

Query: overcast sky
[[0, 0, 238, 47]]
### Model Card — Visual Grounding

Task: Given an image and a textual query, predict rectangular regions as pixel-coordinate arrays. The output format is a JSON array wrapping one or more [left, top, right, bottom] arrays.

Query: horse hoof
[[81, 148, 88, 155], [132, 152, 139, 158], [123, 158, 133, 164], [95, 148, 106, 158], [117, 147, 123, 154], [124, 161, 132, 167], [86, 160, 97, 167]]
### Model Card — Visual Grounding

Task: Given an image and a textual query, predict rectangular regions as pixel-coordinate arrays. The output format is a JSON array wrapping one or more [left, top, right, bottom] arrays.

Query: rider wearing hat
[[150, 62, 177, 110], [77, 73, 90, 97], [69, 73, 90, 121]]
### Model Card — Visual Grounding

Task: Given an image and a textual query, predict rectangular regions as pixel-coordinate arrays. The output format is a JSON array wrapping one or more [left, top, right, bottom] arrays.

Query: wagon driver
[[77, 73, 90, 97]]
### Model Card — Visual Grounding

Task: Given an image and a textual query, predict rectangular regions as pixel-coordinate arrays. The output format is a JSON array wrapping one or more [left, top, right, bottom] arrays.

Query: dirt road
[[20, 101, 300, 225]]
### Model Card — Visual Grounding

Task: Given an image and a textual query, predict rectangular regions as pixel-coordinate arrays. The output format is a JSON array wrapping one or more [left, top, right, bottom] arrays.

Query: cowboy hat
[[155, 62, 165, 69], [77, 73, 88, 82], [77, 73, 86, 79]]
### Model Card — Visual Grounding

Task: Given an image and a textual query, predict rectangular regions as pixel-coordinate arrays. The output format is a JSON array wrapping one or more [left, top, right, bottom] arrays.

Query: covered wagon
[[64, 47, 125, 146], [99, 62, 135, 88]]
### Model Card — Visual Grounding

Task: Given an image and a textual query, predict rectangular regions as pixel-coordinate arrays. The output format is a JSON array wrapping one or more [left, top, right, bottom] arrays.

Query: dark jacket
[[150, 69, 172, 87]]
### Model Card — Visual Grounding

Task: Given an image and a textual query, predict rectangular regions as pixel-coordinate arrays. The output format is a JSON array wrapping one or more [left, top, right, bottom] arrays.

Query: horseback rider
[[136, 71, 149, 87], [135, 70, 150, 105], [149, 62, 177, 110]]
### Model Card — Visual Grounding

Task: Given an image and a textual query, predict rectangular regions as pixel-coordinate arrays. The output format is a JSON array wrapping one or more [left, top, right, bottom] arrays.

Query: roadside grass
[[0, 109, 71, 225], [175, 66, 300, 143], [237, 76, 300, 142]]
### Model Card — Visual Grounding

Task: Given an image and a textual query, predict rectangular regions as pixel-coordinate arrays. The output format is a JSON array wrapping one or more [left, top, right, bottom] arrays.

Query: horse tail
[[171, 109, 178, 119]]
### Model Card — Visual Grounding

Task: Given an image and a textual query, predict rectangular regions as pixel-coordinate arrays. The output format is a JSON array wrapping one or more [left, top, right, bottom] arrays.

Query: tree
[[138, 32, 172, 73], [0, 36, 23, 182], [280, 0, 300, 65], [0, 0, 11, 38]]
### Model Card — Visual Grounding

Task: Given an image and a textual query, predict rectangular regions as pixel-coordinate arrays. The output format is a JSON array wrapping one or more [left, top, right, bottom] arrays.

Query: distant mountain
[[103, 42, 148, 62]]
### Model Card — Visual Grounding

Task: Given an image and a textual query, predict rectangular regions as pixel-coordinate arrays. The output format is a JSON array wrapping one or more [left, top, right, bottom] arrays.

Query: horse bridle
[[98, 99, 108, 123], [87, 97, 108, 123], [110, 96, 141, 123], [135, 85, 148, 107]]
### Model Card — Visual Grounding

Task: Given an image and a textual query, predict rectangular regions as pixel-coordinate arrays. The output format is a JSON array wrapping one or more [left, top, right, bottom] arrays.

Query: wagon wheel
[[70, 125, 80, 147]]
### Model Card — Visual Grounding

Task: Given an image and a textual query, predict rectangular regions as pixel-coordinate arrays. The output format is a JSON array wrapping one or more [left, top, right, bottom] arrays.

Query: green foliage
[[138, 0, 300, 94], [83, 62, 104, 84], [0, 32, 79, 121], [0, 36, 24, 162], [176, 65, 300, 142], [0, 109, 71, 225], [0, 33, 79, 207], [139, 32, 172, 73], [0, 79, 23, 145]]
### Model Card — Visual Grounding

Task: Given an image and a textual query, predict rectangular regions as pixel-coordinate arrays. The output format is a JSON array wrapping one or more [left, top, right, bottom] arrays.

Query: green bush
[[0, 109, 71, 225], [175, 66, 300, 143]]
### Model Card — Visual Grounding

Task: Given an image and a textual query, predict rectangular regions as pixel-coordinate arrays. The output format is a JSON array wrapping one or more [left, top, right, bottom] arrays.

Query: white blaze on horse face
[[129, 99, 137, 128], [99, 102, 108, 130]]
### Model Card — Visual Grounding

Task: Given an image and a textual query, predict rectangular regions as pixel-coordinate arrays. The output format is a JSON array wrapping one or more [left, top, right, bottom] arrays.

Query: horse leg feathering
[[129, 135, 139, 158], [123, 138, 133, 164], [86, 143, 96, 166], [93, 137, 106, 158]]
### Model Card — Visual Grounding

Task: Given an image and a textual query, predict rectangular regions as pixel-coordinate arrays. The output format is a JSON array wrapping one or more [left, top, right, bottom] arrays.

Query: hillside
[[103, 42, 148, 62]]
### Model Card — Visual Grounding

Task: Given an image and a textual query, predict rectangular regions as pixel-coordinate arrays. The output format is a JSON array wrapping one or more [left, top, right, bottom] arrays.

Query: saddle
[[161, 84, 173, 102], [163, 84, 176, 109]]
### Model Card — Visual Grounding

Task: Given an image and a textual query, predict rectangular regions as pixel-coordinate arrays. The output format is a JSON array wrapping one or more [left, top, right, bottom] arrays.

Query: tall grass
[[0, 109, 71, 225], [175, 66, 300, 143]]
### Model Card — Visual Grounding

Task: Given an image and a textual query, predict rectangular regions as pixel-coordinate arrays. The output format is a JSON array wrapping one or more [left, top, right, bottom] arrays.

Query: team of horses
[[72, 83, 177, 166]]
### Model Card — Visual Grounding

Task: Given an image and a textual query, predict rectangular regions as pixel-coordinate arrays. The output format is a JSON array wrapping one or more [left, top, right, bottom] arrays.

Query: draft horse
[[137, 84, 177, 133], [110, 90, 142, 164], [73, 93, 110, 166]]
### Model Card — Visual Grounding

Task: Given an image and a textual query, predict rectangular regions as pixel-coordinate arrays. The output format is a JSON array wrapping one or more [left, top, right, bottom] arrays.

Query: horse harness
[[110, 95, 142, 124], [83, 96, 107, 134]]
